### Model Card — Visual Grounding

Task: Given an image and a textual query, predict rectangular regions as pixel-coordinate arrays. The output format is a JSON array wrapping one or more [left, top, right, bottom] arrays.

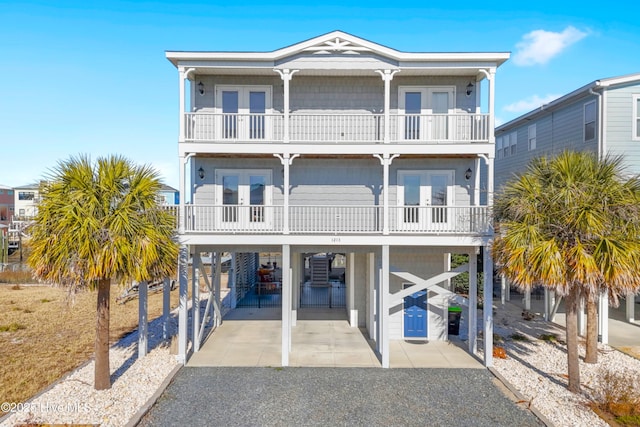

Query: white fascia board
[[166, 30, 510, 68], [179, 233, 491, 247], [179, 143, 495, 157], [597, 72, 640, 88]]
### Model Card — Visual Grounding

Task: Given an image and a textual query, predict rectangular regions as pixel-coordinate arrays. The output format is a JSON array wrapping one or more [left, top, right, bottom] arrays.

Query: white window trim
[[528, 124, 536, 151], [584, 100, 597, 142], [633, 94, 640, 141]]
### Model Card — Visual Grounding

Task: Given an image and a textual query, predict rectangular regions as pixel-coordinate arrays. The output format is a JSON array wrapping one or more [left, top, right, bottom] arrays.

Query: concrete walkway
[[138, 367, 544, 427], [507, 291, 640, 357], [188, 308, 481, 369]]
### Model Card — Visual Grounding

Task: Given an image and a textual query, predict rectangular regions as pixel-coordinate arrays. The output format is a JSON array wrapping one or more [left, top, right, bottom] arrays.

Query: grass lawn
[[0, 283, 179, 406]]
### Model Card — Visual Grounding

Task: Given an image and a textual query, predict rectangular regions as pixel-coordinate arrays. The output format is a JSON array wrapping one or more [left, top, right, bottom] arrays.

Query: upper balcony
[[167, 31, 509, 150], [183, 112, 490, 144]]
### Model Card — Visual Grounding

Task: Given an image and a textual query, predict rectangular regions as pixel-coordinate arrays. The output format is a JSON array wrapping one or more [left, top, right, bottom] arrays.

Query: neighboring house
[[494, 72, 640, 337], [166, 31, 509, 367], [13, 183, 40, 219], [0, 184, 14, 225], [495, 72, 640, 190], [158, 184, 179, 206]]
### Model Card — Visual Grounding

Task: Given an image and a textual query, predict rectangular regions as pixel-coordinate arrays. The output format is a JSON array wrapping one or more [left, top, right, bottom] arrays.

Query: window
[[18, 192, 35, 201], [584, 101, 596, 142], [496, 136, 503, 159], [8, 190, 13, 196], [528, 124, 536, 151], [634, 95, 640, 141], [510, 132, 517, 155]]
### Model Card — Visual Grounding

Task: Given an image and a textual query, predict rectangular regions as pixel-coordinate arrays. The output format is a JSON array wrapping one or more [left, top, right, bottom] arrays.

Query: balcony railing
[[179, 205, 491, 235], [183, 112, 489, 143]]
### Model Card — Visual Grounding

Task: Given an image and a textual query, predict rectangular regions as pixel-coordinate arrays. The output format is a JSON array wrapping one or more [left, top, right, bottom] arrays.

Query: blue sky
[[1, 1, 639, 188]]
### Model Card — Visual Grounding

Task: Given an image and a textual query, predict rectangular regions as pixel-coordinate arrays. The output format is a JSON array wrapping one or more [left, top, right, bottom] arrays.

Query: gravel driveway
[[139, 367, 544, 427]]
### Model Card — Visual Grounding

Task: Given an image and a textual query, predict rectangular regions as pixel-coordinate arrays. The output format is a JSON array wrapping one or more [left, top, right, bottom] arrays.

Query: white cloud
[[504, 94, 562, 113], [513, 26, 587, 66]]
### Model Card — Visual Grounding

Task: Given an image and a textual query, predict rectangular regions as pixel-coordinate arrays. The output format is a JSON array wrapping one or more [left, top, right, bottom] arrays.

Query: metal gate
[[299, 281, 346, 308]]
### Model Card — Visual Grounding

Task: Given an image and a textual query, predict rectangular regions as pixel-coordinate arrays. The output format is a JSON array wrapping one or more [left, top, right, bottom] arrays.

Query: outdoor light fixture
[[197, 81, 205, 96], [466, 82, 474, 97], [198, 167, 205, 180], [465, 168, 473, 180]]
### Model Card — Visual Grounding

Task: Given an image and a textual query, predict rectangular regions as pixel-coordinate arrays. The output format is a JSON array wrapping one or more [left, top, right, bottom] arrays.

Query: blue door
[[404, 288, 427, 338]]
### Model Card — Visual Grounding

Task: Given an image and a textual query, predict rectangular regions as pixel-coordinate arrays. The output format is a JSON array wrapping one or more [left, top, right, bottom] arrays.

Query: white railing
[[289, 205, 382, 233], [389, 205, 492, 234], [289, 114, 384, 143], [183, 112, 489, 143], [180, 205, 491, 234], [184, 205, 284, 233], [389, 114, 490, 142], [184, 113, 284, 142]]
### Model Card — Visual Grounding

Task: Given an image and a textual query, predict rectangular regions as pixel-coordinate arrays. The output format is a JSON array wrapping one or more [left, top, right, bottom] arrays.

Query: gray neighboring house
[[495, 72, 640, 190], [494, 72, 640, 338]]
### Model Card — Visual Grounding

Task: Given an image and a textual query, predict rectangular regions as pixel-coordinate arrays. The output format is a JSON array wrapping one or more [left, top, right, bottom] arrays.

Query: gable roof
[[166, 30, 510, 76]]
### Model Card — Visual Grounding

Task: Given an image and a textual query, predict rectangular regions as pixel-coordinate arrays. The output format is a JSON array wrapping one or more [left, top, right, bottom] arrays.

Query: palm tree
[[493, 151, 640, 393], [28, 155, 178, 390]]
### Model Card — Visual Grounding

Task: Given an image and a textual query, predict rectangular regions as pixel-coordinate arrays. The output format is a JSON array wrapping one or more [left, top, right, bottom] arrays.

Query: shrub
[[590, 369, 640, 420], [510, 333, 530, 342], [539, 333, 558, 342]]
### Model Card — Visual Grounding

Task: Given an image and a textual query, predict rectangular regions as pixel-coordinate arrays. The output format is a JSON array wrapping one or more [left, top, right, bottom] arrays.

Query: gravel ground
[[139, 367, 544, 427], [479, 303, 640, 427], [0, 312, 180, 427]]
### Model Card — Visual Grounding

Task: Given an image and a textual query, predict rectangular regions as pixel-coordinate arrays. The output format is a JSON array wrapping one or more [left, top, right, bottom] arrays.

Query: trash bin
[[448, 306, 462, 335]]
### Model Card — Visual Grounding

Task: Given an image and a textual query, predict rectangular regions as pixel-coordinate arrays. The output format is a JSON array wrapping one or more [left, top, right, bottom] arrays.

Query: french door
[[216, 86, 271, 140], [397, 170, 454, 230], [399, 87, 454, 141], [216, 170, 272, 230]]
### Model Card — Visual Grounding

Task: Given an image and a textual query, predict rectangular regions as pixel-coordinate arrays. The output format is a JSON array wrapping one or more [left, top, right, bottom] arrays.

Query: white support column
[[468, 250, 478, 355], [275, 153, 299, 235], [479, 68, 496, 144], [374, 154, 399, 236], [374, 69, 399, 144], [275, 69, 299, 143], [178, 67, 186, 143], [214, 252, 222, 327], [368, 252, 376, 340], [544, 288, 550, 321], [524, 289, 531, 310], [444, 253, 451, 291], [177, 245, 189, 364], [598, 290, 609, 344], [500, 274, 506, 305], [348, 253, 357, 327], [138, 281, 148, 358], [281, 244, 291, 366], [505, 276, 511, 301], [192, 252, 200, 352], [230, 253, 237, 309], [291, 252, 300, 327], [577, 297, 586, 336], [473, 157, 481, 206], [162, 277, 171, 340], [381, 245, 390, 368], [483, 245, 493, 367], [627, 292, 635, 323]]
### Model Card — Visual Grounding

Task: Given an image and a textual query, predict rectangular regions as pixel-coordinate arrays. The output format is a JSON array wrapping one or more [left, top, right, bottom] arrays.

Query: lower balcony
[[181, 205, 492, 235], [183, 113, 490, 143]]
